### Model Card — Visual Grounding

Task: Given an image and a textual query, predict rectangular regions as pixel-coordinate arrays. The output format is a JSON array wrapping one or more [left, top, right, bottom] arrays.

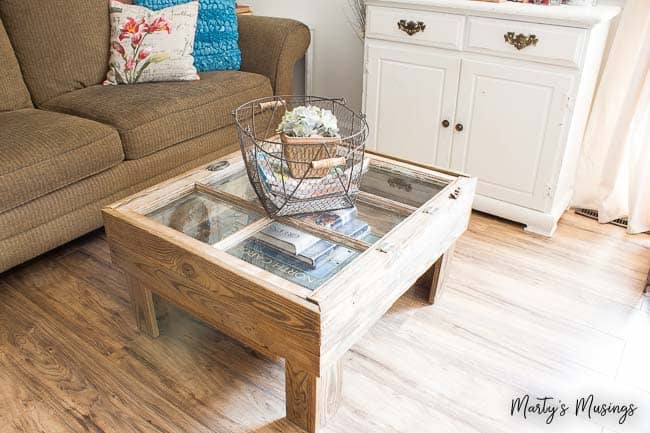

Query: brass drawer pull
[[398, 20, 426, 36], [504, 32, 539, 50]]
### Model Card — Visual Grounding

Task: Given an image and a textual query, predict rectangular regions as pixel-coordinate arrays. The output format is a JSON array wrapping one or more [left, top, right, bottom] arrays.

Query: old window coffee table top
[[103, 150, 476, 433]]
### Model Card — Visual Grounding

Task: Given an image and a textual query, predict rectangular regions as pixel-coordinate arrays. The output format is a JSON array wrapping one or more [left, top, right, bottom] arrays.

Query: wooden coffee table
[[103, 150, 475, 432]]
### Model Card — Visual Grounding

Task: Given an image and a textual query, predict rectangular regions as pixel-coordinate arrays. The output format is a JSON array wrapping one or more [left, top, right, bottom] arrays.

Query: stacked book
[[228, 207, 371, 290], [258, 207, 369, 267]]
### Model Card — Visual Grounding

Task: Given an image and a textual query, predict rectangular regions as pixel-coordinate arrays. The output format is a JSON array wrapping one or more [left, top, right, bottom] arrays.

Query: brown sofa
[[0, 0, 310, 273]]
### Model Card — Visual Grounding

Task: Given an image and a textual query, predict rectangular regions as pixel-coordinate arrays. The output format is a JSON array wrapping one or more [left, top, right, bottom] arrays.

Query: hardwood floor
[[1, 211, 649, 433]]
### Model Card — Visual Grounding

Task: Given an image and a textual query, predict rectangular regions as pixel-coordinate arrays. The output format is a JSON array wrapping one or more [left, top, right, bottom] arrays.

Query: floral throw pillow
[[104, 0, 200, 85]]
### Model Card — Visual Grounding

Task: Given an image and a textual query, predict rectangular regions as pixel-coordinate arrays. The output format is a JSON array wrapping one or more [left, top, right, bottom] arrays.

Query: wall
[[247, 0, 365, 111]]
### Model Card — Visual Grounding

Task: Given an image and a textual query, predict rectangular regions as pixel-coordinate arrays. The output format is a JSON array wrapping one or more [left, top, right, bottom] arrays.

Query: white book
[[256, 222, 321, 255], [296, 218, 371, 267]]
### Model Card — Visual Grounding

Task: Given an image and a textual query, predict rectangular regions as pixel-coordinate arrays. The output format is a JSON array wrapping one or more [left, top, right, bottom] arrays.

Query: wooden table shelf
[[103, 150, 476, 432]]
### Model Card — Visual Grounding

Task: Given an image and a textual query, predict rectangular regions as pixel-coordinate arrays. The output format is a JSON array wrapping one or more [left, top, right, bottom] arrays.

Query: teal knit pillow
[[134, 0, 241, 71]]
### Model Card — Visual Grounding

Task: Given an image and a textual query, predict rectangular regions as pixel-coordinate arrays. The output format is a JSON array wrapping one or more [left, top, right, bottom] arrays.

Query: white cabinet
[[365, 41, 460, 166], [363, 0, 620, 236], [451, 59, 574, 211]]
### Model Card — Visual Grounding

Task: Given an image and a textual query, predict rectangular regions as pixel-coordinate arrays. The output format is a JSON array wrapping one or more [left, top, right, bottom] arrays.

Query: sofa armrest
[[238, 15, 310, 96]]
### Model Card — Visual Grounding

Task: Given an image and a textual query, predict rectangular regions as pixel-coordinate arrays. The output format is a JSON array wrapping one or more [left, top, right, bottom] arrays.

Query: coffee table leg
[[285, 359, 342, 433], [424, 242, 456, 305], [126, 275, 160, 338]]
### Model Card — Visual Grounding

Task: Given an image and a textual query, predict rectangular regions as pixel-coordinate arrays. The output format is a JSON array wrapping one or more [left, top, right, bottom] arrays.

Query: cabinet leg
[[126, 275, 160, 338], [422, 242, 456, 305], [285, 359, 342, 433], [524, 220, 558, 237]]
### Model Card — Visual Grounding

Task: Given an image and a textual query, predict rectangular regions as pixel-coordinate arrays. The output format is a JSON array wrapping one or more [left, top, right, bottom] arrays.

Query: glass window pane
[[356, 201, 408, 242], [227, 222, 360, 291], [147, 191, 261, 244], [360, 166, 448, 207], [295, 203, 407, 245], [202, 170, 260, 204]]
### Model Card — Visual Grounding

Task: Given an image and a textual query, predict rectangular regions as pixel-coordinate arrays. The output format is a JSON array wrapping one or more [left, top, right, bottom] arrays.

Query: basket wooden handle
[[311, 157, 346, 170], [259, 100, 287, 111]]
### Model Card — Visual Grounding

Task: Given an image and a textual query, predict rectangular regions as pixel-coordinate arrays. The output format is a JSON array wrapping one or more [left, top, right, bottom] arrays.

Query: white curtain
[[572, 0, 650, 234]]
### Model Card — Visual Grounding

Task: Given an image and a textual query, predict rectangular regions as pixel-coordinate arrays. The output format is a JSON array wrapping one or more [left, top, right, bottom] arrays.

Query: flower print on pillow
[[111, 16, 171, 83], [104, 0, 200, 85]]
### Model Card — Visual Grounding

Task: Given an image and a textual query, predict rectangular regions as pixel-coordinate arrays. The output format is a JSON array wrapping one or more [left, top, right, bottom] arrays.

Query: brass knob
[[442, 120, 450, 128], [455, 123, 464, 132]]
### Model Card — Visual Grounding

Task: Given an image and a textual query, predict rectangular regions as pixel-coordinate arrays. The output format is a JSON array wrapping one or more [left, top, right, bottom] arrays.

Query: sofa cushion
[[0, 18, 32, 111], [0, 109, 124, 213], [0, 126, 240, 273], [0, 0, 112, 105], [42, 70, 273, 160]]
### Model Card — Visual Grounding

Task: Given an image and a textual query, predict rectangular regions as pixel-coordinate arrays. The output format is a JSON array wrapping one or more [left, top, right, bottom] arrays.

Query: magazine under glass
[[227, 223, 361, 291], [147, 190, 262, 245]]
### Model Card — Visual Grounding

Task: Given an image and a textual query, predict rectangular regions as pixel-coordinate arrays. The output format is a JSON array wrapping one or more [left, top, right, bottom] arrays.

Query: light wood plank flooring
[[1, 211, 649, 433]]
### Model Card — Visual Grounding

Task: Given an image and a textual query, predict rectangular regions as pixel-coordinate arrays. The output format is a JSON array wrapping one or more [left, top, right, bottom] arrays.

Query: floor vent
[[574, 208, 629, 228]]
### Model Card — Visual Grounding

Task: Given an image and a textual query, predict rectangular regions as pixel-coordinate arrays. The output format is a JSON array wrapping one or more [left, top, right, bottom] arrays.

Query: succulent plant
[[277, 105, 340, 138]]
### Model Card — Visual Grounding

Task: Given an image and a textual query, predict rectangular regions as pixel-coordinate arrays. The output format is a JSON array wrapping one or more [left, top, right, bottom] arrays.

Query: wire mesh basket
[[233, 96, 369, 217]]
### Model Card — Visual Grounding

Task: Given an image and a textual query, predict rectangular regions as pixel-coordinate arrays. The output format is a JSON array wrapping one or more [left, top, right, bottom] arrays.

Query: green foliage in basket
[[277, 105, 340, 138]]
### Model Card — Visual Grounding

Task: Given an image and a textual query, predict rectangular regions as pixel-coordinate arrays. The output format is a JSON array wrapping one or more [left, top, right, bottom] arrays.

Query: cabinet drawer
[[366, 6, 465, 50], [465, 17, 587, 67]]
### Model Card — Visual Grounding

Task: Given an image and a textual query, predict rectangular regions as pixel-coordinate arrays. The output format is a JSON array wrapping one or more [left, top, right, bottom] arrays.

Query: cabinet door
[[451, 59, 574, 211], [364, 41, 461, 167]]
